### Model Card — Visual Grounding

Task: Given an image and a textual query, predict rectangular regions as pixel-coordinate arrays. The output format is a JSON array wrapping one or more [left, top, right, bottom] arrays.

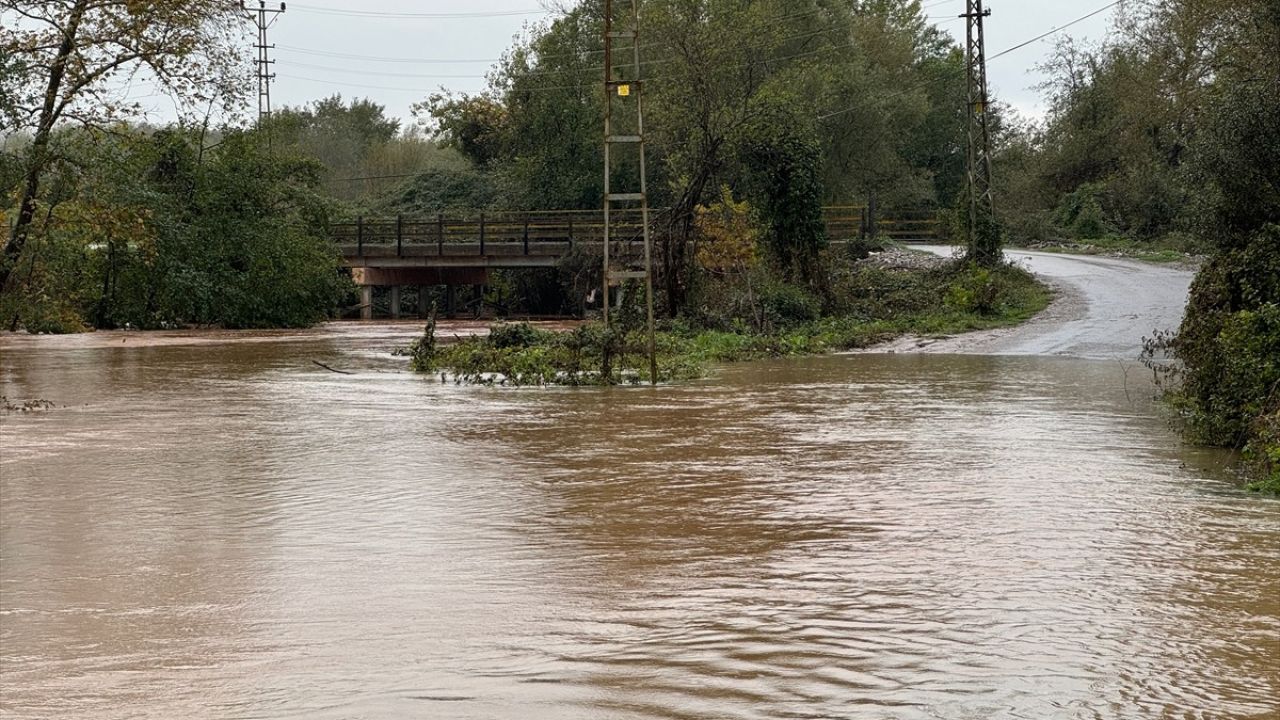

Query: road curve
[[884, 247, 1197, 359]]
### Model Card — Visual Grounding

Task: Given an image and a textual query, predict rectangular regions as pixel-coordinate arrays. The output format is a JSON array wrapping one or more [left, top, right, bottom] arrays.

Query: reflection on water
[[2, 323, 1277, 720]]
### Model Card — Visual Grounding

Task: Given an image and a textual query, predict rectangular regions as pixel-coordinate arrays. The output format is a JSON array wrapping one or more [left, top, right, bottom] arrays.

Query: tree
[[0, 0, 247, 293], [735, 92, 827, 282], [416, 93, 512, 170], [412, 0, 965, 313], [269, 95, 414, 200]]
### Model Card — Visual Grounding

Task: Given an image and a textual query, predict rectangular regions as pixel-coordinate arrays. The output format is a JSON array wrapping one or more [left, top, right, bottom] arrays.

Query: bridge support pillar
[[445, 285, 456, 318], [417, 285, 430, 317], [389, 285, 401, 319], [360, 286, 373, 321]]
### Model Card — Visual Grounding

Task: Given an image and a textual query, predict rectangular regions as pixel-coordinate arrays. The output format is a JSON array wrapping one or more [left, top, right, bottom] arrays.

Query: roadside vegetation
[[407, 253, 1049, 385], [1062, 0, 1280, 494]]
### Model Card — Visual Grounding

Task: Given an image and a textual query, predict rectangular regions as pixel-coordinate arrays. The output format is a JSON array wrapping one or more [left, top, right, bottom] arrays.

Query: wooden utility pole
[[962, 0, 999, 265], [602, 0, 657, 384]]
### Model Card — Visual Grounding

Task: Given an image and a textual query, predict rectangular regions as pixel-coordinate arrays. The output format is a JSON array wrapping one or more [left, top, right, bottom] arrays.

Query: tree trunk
[[663, 158, 715, 317], [1, 0, 90, 293]]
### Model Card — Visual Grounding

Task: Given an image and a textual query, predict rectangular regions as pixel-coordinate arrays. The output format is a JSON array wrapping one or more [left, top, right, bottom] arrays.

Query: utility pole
[[602, 0, 657, 385], [962, 0, 998, 265], [243, 1, 285, 124]]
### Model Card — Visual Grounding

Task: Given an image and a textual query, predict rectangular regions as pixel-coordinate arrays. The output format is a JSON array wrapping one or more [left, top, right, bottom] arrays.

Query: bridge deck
[[334, 207, 939, 270]]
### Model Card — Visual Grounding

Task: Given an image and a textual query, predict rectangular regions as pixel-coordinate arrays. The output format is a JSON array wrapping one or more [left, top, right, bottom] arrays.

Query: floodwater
[[2, 322, 1278, 720]]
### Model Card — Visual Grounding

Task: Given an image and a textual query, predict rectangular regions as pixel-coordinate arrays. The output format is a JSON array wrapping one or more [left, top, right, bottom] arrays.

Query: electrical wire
[[820, 1, 1122, 120], [275, 23, 870, 82], [273, 5, 852, 68], [988, 1, 1121, 61], [286, 3, 553, 19]]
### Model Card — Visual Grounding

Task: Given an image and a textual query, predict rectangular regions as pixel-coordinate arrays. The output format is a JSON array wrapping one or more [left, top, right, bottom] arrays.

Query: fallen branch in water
[[1, 396, 55, 412], [312, 360, 354, 375]]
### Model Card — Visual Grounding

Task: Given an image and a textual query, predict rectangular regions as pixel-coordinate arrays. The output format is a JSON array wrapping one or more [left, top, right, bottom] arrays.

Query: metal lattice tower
[[602, 0, 657, 384], [962, 0, 997, 263], [243, 1, 285, 123]]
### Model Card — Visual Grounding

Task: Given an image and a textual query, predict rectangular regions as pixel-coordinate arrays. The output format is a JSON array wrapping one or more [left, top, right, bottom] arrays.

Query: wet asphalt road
[[906, 247, 1195, 359]]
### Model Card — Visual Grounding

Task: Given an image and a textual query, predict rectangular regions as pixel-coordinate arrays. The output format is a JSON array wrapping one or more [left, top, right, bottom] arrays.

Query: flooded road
[[3, 320, 1279, 716]]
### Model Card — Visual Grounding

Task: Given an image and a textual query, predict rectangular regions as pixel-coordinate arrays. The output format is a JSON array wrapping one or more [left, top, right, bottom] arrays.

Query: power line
[[819, 2, 1120, 121], [286, 3, 553, 19], [277, 60, 492, 80], [280, 36, 881, 96], [273, 6, 865, 67], [275, 24, 865, 82], [988, 1, 1121, 61], [276, 44, 498, 64]]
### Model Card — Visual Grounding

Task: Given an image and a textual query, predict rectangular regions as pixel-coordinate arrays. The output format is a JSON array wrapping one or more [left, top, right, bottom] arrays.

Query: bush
[[487, 321, 552, 349], [377, 166, 497, 215], [943, 263, 1042, 317], [758, 280, 821, 326], [1175, 227, 1280, 446], [1244, 406, 1280, 495], [1053, 182, 1115, 240]]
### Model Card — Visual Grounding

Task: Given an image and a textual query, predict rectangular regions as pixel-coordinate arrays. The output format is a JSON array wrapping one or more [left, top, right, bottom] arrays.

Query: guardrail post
[[396, 214, 403, 257], [356, 215, 364, 256], [567, 216, 574, 248], [437, 213, 444, 256], [523, 215, 530, 255], [479, 213, 486, 255]]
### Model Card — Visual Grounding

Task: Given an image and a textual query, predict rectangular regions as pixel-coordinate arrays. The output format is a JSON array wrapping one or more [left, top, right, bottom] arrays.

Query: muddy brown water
[[2, 322, 1278, 719]]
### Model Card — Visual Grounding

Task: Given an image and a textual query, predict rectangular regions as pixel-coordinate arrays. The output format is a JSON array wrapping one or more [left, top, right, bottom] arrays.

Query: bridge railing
[[334, 209, 653, 258], [333, 206, 938, 257]]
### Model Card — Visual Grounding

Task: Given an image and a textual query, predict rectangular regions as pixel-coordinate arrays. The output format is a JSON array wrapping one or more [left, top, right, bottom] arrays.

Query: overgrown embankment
[[1146, 228, 1280, 495], [405, 256, 1050, 386]]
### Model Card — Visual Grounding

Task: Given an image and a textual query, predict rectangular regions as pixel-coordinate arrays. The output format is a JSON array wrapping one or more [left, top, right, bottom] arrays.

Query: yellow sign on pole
[[617, 84, 631, 97]]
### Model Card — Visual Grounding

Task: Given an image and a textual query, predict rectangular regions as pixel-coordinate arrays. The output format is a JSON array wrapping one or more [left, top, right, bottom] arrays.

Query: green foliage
[[416, 93, 512, 169], [487, 321, 553, 349], [407, 306, 439, 371], [735, 93, 828, 281], [1243, 406, 1280, 495], [424, 322, 654, 386], [945, 266, 999, 316], [949, 193, 1005, 265], [433, 0, 976, 307], [0, 126, 345, 331], [1153, 0, 1280, 491], [377, 166, 497, 215], [413, 254, 1051, 385], [268, 95, 462, 202], [758, 280, 821, 327], [1177, 269, 1280, 446], [1053, 183, 1113, 240]]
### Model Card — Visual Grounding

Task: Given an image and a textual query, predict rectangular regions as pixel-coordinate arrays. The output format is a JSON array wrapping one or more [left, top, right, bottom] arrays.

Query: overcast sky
[[124, 0, 1118, 126]]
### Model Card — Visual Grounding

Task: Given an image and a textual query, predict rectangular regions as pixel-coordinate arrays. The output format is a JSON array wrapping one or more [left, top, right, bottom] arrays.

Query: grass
[[406, 260, 1052, 386]]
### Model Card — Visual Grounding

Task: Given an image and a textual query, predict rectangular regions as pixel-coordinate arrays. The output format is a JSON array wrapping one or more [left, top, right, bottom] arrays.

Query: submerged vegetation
[[407, 257, 1049, 386]]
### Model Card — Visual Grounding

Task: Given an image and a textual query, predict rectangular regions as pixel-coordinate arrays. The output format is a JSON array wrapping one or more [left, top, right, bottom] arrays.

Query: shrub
[[1244, 405, 1280, 495], [758, 280, 820, 326], [488, 321, 551, 349]]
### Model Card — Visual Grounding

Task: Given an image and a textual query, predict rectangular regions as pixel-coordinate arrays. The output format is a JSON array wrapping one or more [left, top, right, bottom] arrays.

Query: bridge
[[333, 207, 939, 319]]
